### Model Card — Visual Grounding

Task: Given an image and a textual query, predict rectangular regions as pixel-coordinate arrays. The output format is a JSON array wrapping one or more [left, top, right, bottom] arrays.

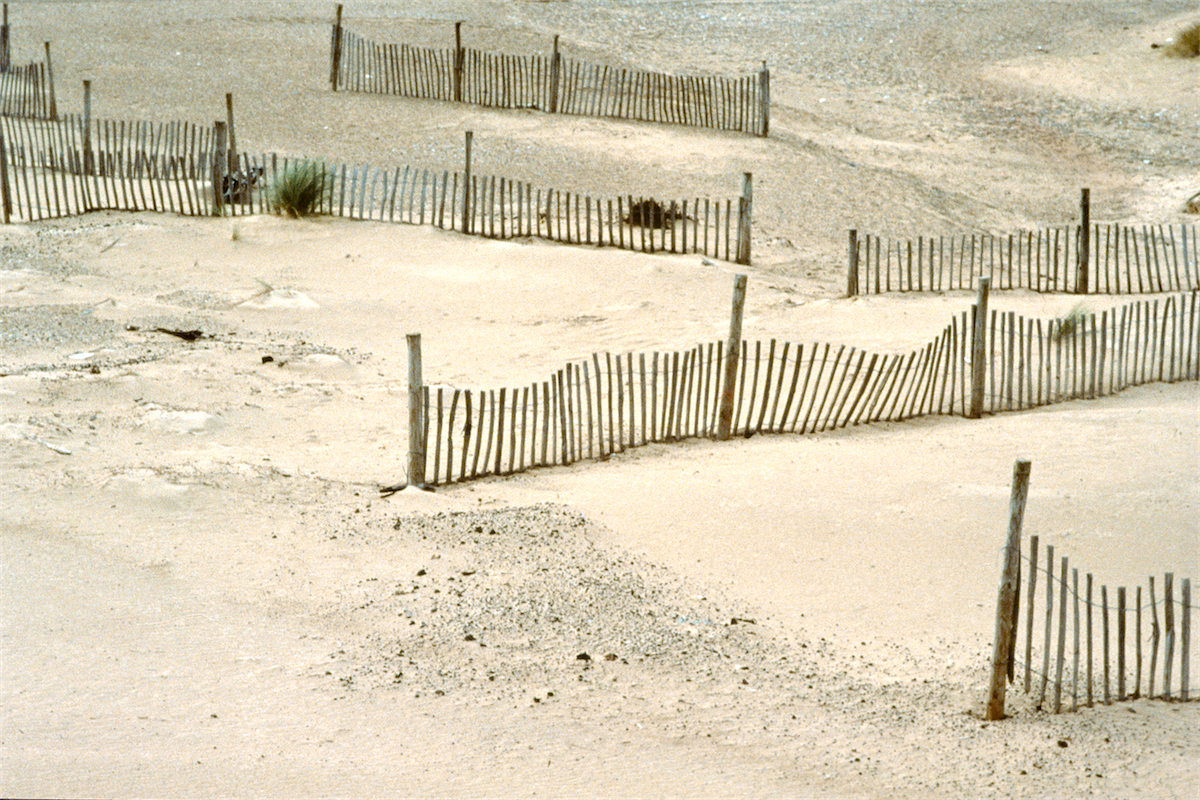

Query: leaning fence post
[[462, 130, 473, 234], [407, 333, 426, 487], [847, 229, 859, 297], [968, 276, 991, 418], [735, 172, 752, 265], [986, 458, 1031, 720], [758, 61, 770, 137], [44, 42, 58, 121], [716, 274, 748, 440], [0, 132, 11, 224], [330, 3, 344, 91], [453, 21, 464, 103], [212, 120, 226, 215], [1077, 187, 1090, 294]]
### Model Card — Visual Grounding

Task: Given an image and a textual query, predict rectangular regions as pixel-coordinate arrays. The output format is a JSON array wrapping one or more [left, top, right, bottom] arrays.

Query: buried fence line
[[988, 461, 1194, 719], [329, 9, 769, 136], [406, 280, 1200, 487], [0, 114, 750, 261]]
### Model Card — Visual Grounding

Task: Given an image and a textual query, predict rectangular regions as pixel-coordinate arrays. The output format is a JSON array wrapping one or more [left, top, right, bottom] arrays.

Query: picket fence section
[[0, 114, 741, 258], [331, 22, 769, 136], [1003, 535, 1192, 712], [417, 292, 1200, 485], [0, 58, 55, 120], [849, 226, 1199, 295]]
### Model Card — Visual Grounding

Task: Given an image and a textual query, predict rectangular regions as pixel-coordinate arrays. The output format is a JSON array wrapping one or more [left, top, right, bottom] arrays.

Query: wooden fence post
[[1077, 188, 1090, 294], [736, 172, 752, 265], [212, 120, 226, 215], [1182, 577, 1191, 702], [225, 93, 238, 173], [0, 4, 8, 72], [408, 333, 426, 487], [968, 277, 991, 418], [549, 35, 560, 114], [330, 3, 344, 91], [758, 61, 770, 137], [462, 130, 473, 233], [44, 42, 57, 120], [986, 458, 1031, 720], [0, 132, 11, 224], [454, 21, 464, 103], [82, 80, 93, 175], [717, 274, 748, 439], [847, 229, 859, 297]]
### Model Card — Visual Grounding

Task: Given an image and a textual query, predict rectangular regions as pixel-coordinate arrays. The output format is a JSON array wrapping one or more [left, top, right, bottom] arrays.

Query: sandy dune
[[2, 1, 1198, 798]]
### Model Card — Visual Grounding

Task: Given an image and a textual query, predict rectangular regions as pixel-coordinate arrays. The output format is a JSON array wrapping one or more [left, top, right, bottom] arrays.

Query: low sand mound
[[238, 287, 320, 310], [321, 504, 804, 704]]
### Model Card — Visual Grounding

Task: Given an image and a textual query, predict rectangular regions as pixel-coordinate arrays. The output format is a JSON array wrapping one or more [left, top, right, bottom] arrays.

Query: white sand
[[1, 2, 1197, 798]]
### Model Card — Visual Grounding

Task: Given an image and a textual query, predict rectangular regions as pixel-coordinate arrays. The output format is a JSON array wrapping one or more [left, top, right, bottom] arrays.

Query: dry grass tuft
[[1160, 20, 1200, 58]]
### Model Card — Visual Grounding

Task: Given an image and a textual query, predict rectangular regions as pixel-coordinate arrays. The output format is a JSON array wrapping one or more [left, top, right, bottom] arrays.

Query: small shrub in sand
[[1160, 21, 1199, 58], [270, 161, 329, 218]]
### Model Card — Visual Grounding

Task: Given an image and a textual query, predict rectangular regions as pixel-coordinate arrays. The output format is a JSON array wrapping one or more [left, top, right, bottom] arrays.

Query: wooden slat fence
[[848, 226, 1199, 295], [0, 59, 55, 120], [0, 115, 741, 258], [417, 292, 1200, 485], [0, 114, 217, 221], [331, 22, 769, 136], [1003, 536, 1193, 712]]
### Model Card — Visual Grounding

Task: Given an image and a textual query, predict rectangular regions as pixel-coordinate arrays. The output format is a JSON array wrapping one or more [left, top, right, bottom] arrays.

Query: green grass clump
[[1162, 21, 1200, 58], [270, 161, 329, 218]]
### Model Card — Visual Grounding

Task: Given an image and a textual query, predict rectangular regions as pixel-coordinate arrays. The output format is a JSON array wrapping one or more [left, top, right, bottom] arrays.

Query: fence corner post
[[330, 3, 344, 91], [82, 79, 93, 175], [1077, 187, 1090, 294], [758, 60, 770, 137], [407, 333, 426, 487], [968, 276, 991, 419], [735, 172, 752, 265], [717, 274, 748, 440], [847, 229, 859, 297], [986, 458, 1032, 720]]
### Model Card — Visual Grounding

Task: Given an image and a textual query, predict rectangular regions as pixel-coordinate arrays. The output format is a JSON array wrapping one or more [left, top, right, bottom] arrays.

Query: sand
[[1, 1, 1198, 798]]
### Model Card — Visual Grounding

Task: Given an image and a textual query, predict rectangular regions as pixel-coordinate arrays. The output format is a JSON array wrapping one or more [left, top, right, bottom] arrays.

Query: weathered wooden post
[[1182, 577, 1191, 702], [549, 35, 561, 114], [735, 172, 752, 265], [1077, 187, 1090, 294], [212, 120, 226, 215], [82, 80, 93, 175], [758, 61, 770, 137], [986, 458, 1032, 720], [0, 4, 9, 72], [462, 130, 473, 234], [0, 132, 12, 224], [453, 21, 464, 103], [44, 42, 57, 120], [968, 276, 991, 419], [225, 93, 238, 174], [330, 3, 344, 91], [847, 229, 859, 297], [407, 333, 426, 487], [717, 274, 748, 439]]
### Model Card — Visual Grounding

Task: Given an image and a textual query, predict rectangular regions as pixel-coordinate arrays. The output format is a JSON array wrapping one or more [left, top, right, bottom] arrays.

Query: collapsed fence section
[[847, 224, 1199, 296], [330, 17, 769, 136], [414, 291, 1200, 485]]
